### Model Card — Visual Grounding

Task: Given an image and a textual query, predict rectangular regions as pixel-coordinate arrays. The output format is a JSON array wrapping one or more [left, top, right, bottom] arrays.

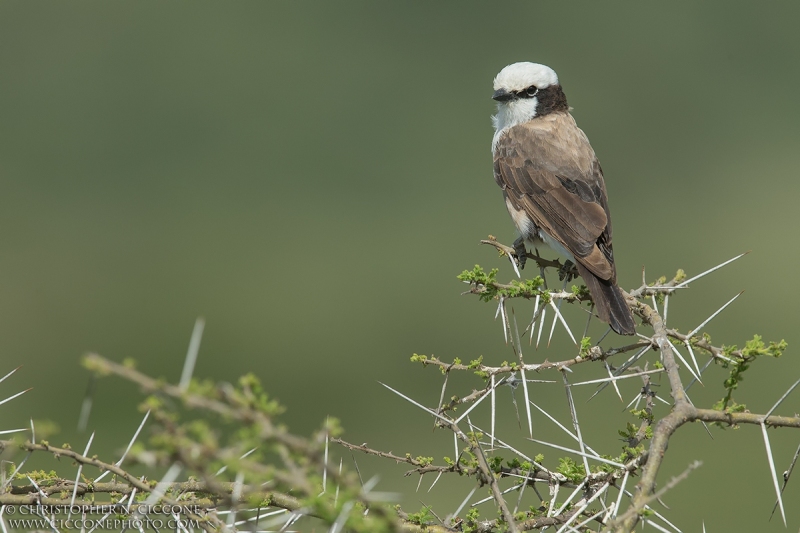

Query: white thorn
[[453, 388, 491, 425], [322, 419, 330, 494], [529, 294, 541, 345], [684, 341, 703, 384], [549, 299, 577, 345], [509, 253, 521, 279], [514, 468, 530, 514], [451, 485, 478, 521], [537, 305, 547, 349], [428, 471, 443, 493], [499, 298, 508, 343], [520, 368, 533, 439], [625, 391, 641, 410], [761, 421, 786, 526], [554, 481, 586, 516], [470, 421, 546, 470], [0, 367, 20, 385], [69, 432, 95, 517], [675, 253, 748, 288], [227, 471, 245, 526], [612, 470, 629, 518], [766, 377, 800, 418], [380, 382, 452, 424], [548, 302, 559, 346], [688, 292, 743, 338], [0, 388, 31, 407], [334, 458, 343, 506], [471, 482, 526, 506], [562, 372, 590, 476], [556, 483, 610, 533], [529, 400, 602, 458], [607, 365, 624, 402], [643, 519, 672, 533], [436, 371, 450, 423], [490, 374, 496, 449], [96, 411, 150, 483], [670, 344, 703, 384], [571, 368, 664, 387], [588, 345, 650, 401], [528, 438, 624, 468], [1, 453, 30, 492], [179, 317, 205, 392], [142, 463, 182, 507], [329, 501, 354, 533]]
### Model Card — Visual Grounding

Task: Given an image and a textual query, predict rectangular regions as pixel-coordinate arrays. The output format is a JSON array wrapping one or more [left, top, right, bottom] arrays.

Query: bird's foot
[[512, 237, 527, 270], [558, 260, 579, 282]]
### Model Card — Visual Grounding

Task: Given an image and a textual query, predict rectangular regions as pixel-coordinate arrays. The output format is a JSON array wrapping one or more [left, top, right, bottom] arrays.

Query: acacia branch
[[0, 440, 220, 530], [461, 241, 798, 531], [413, 341, 649, 376], [481, 236, 567, 272], [610, 460, 701, 528], [83, 354, 314, 455], [615, 300, 800, 531]]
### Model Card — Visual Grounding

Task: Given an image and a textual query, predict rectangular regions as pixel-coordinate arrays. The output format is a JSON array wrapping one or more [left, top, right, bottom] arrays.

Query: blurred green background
[[1, 1, 799, 530]]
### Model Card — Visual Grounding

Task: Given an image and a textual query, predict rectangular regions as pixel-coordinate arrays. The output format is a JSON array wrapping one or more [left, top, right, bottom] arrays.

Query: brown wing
[[493, 114, 617, 283]]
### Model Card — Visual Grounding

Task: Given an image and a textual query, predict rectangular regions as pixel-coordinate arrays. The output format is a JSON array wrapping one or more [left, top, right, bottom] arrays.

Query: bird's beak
[[492, 88, 515, 102]]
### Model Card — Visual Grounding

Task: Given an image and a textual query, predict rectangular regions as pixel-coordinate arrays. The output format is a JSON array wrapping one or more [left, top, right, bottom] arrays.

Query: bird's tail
[[575, 263, 636, 336]]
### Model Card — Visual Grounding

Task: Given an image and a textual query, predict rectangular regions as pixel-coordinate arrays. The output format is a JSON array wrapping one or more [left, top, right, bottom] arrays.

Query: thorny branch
[[341, 241, 797, 532], [0, 242, 797, 533], [0, 356, 414, 533], [612, 289, 796, 531]]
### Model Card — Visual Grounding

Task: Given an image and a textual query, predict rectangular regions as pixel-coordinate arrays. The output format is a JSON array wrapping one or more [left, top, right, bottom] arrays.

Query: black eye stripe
[[513, 85, 539, 99]]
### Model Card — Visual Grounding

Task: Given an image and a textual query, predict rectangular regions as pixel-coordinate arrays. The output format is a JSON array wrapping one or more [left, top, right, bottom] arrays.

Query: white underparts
[[536, 229, 576, 263], [504, 196, 576, 263], [505, 196, 533, 236]]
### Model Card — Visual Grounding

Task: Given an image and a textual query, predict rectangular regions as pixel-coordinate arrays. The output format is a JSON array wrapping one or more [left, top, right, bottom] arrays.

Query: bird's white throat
[[491, 98, 539, 152]]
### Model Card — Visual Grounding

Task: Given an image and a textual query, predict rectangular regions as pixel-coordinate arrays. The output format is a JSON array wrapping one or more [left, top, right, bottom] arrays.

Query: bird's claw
[[512, 237, 527, 270], [558, 260, 578, 282]]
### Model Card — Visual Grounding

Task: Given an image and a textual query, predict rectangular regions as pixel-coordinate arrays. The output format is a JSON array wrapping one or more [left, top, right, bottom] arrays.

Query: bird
[[490, 62, 636, 335]]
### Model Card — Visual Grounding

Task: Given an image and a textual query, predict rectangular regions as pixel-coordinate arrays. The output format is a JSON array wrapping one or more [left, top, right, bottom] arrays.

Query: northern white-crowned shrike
[[491, 62, 636, 335]]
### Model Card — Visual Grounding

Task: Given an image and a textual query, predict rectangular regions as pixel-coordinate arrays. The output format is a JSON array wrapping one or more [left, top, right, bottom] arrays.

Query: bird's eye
[[525, 85, 538, 96]]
